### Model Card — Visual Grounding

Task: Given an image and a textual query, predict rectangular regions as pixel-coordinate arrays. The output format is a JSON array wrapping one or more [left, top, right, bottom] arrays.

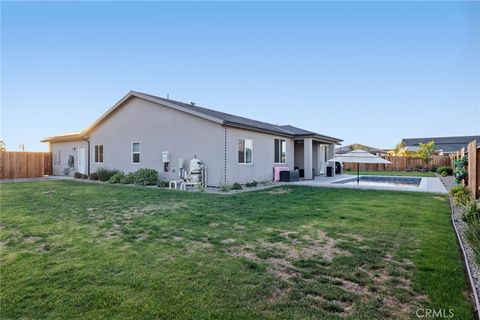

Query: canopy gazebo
[[328, 149, 391, 184]]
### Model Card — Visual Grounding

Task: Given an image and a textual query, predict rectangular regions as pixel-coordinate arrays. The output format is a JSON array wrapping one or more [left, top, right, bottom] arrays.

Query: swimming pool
[[334, 176, 422, 188]]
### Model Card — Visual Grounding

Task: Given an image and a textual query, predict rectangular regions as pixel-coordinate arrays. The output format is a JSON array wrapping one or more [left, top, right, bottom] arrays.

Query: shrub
[[120, 172, 135, 184], [81, 174, 88, 179], [231, 183, 242, 190], [157, 180, 169, 188], [437, 166, 453, 176], [96, 168, 120, 182], [220, 185, 231, 192], [430, 166, 438, 173], [89, 172, 99, 180], [134, 168, 159, 186], [465, 214, 480, 266], [450, 185, 472, 205], [462, 201, 480, 223], [245, 181, 258, 188], [73, 172, 83, 179], [109, 172, 125, 184]]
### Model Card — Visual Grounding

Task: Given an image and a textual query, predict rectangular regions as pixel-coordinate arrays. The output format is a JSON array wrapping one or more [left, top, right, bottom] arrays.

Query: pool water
[[334, 176, 422, 188]]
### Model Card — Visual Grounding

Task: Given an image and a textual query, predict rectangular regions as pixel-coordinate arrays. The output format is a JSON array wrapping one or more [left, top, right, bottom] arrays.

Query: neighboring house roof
[[335, 144, 384, 155], [42, 91, 343, 143], [401, 135, 480, 154]]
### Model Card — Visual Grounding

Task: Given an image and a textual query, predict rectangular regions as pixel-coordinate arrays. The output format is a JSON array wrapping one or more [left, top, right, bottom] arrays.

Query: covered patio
[[293, 137, 337, 179]]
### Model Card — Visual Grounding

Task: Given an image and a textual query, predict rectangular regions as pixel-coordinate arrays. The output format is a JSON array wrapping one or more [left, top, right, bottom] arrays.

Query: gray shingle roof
[[139, 92, 342, 142], [402, 135, 480, 153]]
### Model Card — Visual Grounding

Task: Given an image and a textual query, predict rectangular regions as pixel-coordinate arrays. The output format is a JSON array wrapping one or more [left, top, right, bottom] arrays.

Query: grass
[[344, 170, 436, 177], [0, 181, 473, 319]]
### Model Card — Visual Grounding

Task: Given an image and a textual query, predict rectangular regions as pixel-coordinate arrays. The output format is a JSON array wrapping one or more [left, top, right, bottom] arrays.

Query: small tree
[[389, 142, 406, 156], [349, 144, 369, 152], [416, 141, 436, 166], [0, 140, 6, 152]]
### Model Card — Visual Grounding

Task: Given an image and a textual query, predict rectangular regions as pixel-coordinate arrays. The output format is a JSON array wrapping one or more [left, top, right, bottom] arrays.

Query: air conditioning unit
[[162, 151, 170, 163]]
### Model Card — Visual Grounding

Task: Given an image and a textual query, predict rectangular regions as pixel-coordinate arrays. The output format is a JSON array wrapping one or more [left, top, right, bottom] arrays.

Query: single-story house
[[41, 91, 342, 186], [402, 135, 480, 155]]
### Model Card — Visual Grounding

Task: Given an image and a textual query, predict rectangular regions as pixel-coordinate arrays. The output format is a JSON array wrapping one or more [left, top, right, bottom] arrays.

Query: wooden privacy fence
[[0, 152, 52, 179], [343, 155, 451, 171], [450, 140, 480, 199]]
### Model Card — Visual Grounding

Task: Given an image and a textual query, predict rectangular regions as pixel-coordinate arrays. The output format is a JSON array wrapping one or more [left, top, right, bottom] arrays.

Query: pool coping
[[293, 175, 447, 194]]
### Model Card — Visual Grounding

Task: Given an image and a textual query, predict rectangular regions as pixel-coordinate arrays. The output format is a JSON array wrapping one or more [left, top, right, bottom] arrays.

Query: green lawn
[[344, 170, 436, 177], [0, 181, 472, 319]]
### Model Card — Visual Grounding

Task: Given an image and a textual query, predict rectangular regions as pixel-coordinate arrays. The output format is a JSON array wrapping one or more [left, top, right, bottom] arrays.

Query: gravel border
[[439, 175, 480, 318]]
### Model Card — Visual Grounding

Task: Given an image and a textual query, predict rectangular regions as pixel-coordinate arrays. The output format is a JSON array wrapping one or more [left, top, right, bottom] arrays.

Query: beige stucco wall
[[50, 140, 88, 176], [88, 97, 225, 186], [49, 96, 336, 185], [225, 126, 294, 184]]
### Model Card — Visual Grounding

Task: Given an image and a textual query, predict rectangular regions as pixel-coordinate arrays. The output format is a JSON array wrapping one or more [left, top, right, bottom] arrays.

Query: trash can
[[326, 166, 333, 177]]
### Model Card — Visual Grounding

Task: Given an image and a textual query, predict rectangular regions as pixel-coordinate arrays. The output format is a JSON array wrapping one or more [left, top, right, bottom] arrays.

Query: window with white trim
[[94, 145, 104, 163], [238, 139, 253, 164], [132, 142, 140, 163], [274, 139, 286, 163]]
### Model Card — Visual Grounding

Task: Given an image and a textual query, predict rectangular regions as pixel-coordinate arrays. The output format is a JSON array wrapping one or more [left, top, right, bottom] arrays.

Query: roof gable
[[401, 135, 480, 153], [42, 91, 343, 143]]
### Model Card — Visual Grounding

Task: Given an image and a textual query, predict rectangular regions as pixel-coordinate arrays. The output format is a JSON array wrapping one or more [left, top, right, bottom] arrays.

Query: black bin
[[326, 166, 334, 177], [279, 170, 300, 182]]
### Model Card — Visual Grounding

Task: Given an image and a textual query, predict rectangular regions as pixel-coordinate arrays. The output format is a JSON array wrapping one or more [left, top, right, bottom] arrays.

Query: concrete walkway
[[292, 174, 447, 194]]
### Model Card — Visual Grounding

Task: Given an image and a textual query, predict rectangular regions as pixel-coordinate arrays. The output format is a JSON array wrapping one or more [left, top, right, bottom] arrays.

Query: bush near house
[[109, 172, 125, 184], [465, 214, 480, 266], [437, 166, 453, 176], [231, 183, 242, 190], [73, 172, 83, 179], [134, 168, 159, 186], [120, 172, 135, 184], [96, 168, 120, 182], [89, 172, 99, 181], [245, 181, 258, 188], [450, 185, 472, 205], [157, 180, 169, 188], [462, 201, 480, 223]]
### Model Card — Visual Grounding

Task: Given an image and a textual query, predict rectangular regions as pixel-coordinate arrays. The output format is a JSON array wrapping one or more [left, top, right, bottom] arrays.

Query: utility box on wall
[[162, 151, 170, 163]]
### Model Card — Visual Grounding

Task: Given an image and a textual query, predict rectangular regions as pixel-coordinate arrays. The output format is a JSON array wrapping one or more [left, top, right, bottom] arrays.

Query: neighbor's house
[[401, 135, 480, 155], [41, 91, 342, 186], [335, 144, 388, 156]]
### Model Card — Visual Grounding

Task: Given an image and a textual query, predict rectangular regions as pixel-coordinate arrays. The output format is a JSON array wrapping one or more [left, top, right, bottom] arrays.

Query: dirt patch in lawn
[[233, 229, 425, 318], [228, 229, 350, 280], [266, 187, 290, 195], [23, 236, 42, 243]]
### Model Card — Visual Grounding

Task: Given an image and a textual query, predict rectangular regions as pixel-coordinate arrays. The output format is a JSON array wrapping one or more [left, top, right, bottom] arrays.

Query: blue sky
[[1, 1, 479, 151]]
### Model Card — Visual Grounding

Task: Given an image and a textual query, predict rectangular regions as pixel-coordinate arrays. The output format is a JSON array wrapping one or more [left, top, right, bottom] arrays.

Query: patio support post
[[357, 162, 359, 185], [328, 143, 336, 177], [304, 138, 313, 179]]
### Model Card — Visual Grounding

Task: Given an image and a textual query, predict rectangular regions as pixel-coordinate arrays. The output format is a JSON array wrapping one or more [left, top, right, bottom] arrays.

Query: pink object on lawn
[[274, 167, 290, 182]]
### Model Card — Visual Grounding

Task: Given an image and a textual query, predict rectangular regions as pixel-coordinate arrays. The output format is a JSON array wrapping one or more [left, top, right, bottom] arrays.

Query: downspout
[[224, 127, 227, 185], [83, 138, 90, 175]]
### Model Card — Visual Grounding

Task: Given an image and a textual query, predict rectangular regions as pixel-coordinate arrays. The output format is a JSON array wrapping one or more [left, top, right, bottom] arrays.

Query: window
[[94, 145, 104, 163], [132, 142, 140, 163], [238, 139, 253, 164], [274, 139, 286, 163]]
